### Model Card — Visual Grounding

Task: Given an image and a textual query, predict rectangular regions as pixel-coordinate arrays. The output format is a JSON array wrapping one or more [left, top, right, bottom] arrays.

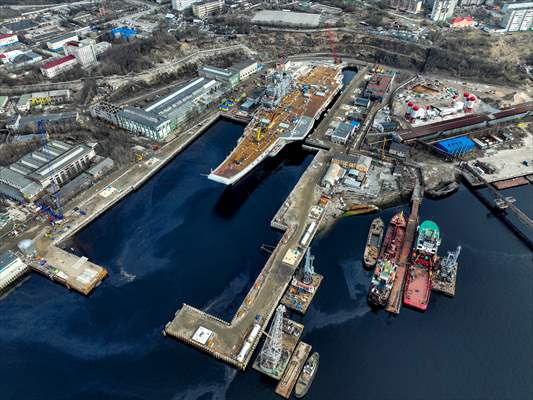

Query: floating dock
[[31, 246, 107, 295], [281, 273, 323, 314], [275, 341, 312, 399], [253, 318, 304, 380]]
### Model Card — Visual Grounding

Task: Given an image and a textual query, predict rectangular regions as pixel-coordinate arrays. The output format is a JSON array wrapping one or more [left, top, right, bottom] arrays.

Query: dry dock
[[281, 273, 323, 314], [275, 341, 312, 398], [31, 246, 107, 295]]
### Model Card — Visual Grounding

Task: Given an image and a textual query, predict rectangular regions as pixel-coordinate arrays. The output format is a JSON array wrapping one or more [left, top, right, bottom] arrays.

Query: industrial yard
[[1, 0, 532, 398]]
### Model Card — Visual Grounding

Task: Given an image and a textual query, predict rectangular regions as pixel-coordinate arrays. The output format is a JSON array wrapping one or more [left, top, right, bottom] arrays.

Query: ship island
[[208, 64, 343, 185]]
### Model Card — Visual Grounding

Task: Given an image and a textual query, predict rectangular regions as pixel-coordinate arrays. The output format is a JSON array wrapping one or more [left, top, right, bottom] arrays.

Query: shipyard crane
[[302, 247, 315, 285], [259, 304, 285, 372], [38, 120, 63, 222]]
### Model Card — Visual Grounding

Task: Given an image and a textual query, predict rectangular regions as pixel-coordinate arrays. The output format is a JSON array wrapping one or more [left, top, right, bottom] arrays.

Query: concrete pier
[[31, 246, 107, 295], [275, 341, 312, 398], [281, 273, 323, 314], [386, 190, 422, 314]]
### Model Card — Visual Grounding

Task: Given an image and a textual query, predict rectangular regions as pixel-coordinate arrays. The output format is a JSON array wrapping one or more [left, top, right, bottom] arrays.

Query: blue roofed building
[[435, 136, 476, 156]]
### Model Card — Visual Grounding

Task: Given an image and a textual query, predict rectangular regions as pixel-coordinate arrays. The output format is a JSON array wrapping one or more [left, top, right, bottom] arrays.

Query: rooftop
[[120, 107, 170, 129], [251, 10, 321, 27], [0, 250, 19, 272], [41, 55, 76, 70]]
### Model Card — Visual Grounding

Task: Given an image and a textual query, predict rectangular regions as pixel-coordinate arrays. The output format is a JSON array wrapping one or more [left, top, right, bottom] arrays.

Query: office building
[[430, 0, 457, 22], [500, 2, 533, 32], [192, 0, 225, 18], [40, 55, 77, 78]]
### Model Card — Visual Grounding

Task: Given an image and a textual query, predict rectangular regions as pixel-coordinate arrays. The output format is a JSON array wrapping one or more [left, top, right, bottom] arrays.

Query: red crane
[[325, 23, 341, 64]]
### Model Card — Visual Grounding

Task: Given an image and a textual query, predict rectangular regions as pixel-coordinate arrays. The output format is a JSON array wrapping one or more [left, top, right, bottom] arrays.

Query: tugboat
[[295, 352, 319, 398], [403, 220, 441, 311], [368, 212, 407, 307], [363, 218, 384, 269]]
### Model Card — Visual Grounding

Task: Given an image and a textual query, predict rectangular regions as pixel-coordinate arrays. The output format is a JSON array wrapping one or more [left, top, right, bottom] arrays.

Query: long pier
[[386, 184, 422, 314], [165, 147, 329, 369]]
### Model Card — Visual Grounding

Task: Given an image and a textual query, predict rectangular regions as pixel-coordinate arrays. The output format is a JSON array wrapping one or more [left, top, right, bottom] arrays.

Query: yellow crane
[[257, 127, 262, 142]]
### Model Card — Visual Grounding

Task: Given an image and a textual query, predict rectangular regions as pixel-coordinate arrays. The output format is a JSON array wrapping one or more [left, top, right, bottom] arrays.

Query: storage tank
[[17, 239, 34, 256], [410, 105, 420, 118], [405, 101, 413, 117], [464, 95, 476, 112]]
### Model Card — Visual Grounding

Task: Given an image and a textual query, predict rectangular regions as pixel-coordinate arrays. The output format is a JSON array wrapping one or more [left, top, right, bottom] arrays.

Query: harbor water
[[1, 75, 532, 400]]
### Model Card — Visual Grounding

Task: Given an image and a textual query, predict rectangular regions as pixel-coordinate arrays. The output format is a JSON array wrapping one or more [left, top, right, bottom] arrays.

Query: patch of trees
[[0, 142, 41, 167]]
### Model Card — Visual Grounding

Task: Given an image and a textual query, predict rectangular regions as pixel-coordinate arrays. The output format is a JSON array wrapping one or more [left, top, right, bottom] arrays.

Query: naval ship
[[208, 64, 343, 185]]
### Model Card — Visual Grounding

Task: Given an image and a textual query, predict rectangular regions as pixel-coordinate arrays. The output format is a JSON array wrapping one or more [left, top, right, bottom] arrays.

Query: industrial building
[[40, 55, 78, 78], [192, 0, 225, 18], [16, 90, 71, 111], [0, 251, 28, 292], [500, 2, 533, 32], [332, 153, 372, 173], [6, 112, 79, 132], [4, 50, 42, 69], [91, 78, 219, 140], [0, 140, 96, 203], [46, 32, 79, 52], [435, 136, 476, 156], [429, 0, 457, 22], [231, 60, 259, 82], [330, 122, 355, 145], [198, 65, 240, 88], [0, 33, 19, 48], [364, 72, 395, 101]]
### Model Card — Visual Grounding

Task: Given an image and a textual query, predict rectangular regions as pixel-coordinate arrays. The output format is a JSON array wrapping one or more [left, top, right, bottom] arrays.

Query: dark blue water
[[1, 73, 532, 399]]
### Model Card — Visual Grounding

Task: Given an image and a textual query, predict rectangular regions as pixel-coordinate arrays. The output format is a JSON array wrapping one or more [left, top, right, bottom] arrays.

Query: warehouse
[[6, 112, 79, 132], [0, 167, 43, 202], [330, 122, 355, 145], [4, 140, 96, 192], [118, 107, 172, 141]]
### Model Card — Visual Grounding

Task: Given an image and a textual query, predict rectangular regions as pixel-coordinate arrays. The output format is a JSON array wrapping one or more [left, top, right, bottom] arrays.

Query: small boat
[[294, 352, 319, 398], [363, 218, 384, 269], [343, 204, 378, 217]]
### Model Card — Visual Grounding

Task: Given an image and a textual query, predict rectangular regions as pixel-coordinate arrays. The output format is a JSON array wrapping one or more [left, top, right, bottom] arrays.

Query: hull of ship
[[368, 213, 406, 306], [208, 70, 343, 186], [403, 263, 431, 311]]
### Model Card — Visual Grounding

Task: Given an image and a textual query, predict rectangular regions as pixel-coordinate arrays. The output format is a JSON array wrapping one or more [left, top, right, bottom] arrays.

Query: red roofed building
[[364, 72, 396, 101], [40, 55, 77, 78], [451, 16, 475, 28], [0, 33, 19, 47]]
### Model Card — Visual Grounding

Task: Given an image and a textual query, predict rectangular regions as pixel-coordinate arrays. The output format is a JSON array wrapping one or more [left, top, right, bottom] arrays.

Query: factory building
[[198, 65, 240, 88], [172, 0, 203, 10], [364, 72, 395, 101], [192, 0, 225, 18], [40, 55, 77, 78], [16, 90, 70, 111], [46, 33, 79, 52], [230, 60, 259, 82], [6, 112, 79, 133], [0, 33, 19, 48], [500, 2, 533, 32], [91, 77, 220, 140], [3, 140, 96, 192], [0, 167, 43, 202], [3, 50, 42, 69], [430, 0, 457, 22]]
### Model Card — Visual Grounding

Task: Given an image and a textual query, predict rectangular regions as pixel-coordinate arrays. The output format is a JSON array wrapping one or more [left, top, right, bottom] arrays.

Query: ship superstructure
[[404, 220, 442, 311], [208, 64, 343, 185]]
